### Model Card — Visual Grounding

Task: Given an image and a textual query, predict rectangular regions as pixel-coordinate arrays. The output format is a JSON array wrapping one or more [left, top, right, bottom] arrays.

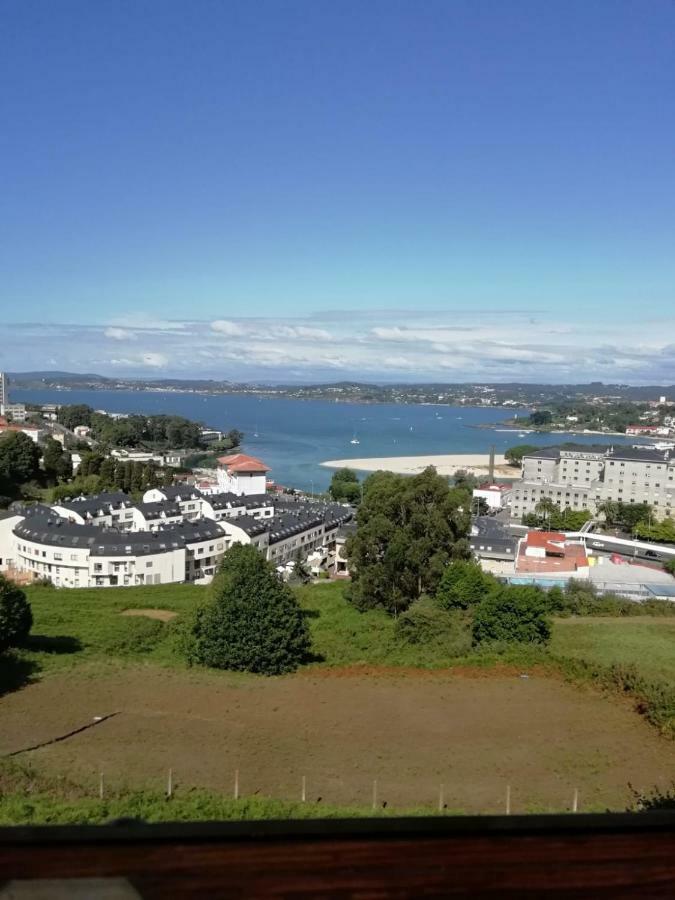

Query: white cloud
[[104, 327, 136, 341], [211, 319, 246, 337], [141, 352, 169, 368], [5, 313, 675, 383]]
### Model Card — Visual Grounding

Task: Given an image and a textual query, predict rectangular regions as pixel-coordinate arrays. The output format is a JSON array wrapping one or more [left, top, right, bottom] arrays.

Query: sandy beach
[[320, 453, 514, 479]]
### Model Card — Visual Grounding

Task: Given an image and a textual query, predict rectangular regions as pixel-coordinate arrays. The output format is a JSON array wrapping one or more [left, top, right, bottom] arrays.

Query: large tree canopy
[[345, 466, 471, 615], [0, 432, 41, 488]]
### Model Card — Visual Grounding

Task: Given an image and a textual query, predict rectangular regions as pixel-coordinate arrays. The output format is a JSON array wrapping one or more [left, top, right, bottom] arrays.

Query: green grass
[[552, 617, 675, 683], [17, 580, 487, 676], [14, 581, 675, 685], [18, 582, 208, 675], [0, 760, 461, 825]]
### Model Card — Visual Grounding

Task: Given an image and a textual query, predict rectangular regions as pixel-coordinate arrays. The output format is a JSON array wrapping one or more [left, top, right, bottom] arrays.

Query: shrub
[[435, 561, 497, 610], [395, 598, 472, 656], [0, 575, 33, 652], [472, 585, 551, 646], [190, 545, 311, 675]]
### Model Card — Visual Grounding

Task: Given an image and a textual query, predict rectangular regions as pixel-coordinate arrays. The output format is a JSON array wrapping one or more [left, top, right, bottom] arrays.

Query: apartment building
[[511, 444, 675, 520]]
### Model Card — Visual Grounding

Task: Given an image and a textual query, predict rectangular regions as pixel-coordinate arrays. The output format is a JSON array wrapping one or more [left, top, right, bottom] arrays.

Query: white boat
[[350, 438, 360, 445]]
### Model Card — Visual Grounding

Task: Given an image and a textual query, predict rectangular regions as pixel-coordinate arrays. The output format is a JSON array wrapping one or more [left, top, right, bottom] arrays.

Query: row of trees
[[51, 452, 174, 501], [523, 497, 592, 532], [56, 405, 206, 449]]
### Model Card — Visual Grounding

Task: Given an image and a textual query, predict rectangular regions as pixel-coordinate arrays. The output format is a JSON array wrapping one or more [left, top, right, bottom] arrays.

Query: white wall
[[0, 515, 23, 572]]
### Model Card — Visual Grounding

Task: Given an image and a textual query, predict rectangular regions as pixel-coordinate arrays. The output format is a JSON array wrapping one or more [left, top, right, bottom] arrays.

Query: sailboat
[[253, 422, 259, 438], [350, 429, 360, 445]]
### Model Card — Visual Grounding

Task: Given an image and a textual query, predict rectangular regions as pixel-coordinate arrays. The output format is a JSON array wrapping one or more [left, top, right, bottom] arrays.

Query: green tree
[[329, 468, 361, 504], [435, 561, 497, 610], [42, 436, 73, 484], [346, 467, 470, 615], [530, 410, 553, 427], [504, 444, 539, 467], [190, 545, 311, 675], [634, 517, 675, 544], [0, 432, 42, 487], [472, 585, 551, 646], [665, 559, 675, 576], [0, 575, 33, 652], [56, 404, 93, 430], [453, 469, 477, 491]]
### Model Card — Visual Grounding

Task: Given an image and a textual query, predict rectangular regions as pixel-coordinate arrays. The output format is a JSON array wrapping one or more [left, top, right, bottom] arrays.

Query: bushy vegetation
[[435, 561, 496, 610], [504, 444, 540, 466], [56, 405, 206, 449], [51, 452, 174, 500], [189, 545, 311, 675], [0, 575, 32, 653], [0, 431, 42, 502], [394, 599, 472, 656], [346, 467, 471, 615], [522, 498, 592, 532], [328, 467, 361, 504], [472, 586, 552, 646]]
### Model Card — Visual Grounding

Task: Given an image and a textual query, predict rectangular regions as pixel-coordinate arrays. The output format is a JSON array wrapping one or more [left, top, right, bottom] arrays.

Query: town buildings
[[0, 453, 353, 588], [511, 444, 675, 520]]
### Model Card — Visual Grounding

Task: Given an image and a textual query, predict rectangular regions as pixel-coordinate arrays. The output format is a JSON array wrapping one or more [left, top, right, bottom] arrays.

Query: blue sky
[[2, 0, 674, 382]]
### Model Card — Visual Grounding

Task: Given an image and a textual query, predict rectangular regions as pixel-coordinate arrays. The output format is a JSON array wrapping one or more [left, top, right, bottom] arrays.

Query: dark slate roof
[[134, 501, 182, 518], [158, 484, 202, 501], [267, 505, 352, 544], [57, 491, 131, 514], [225, 514, 268, 537], [205, 492, 273, 511], [13, 515, 223, 556], [609, 447, 673, 463]]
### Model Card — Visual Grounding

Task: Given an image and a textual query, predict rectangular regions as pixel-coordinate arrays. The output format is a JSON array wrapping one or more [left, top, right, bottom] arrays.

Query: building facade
[[0, 477, 353, 588], [511, 444, 675, 520]]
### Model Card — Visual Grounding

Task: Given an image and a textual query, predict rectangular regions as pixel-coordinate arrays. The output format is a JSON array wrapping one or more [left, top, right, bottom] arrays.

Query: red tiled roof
[[216, 453, 270, 473]]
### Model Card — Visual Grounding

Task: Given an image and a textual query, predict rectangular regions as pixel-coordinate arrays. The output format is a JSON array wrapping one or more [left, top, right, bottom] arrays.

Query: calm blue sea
[[13, 389, 640, 492]]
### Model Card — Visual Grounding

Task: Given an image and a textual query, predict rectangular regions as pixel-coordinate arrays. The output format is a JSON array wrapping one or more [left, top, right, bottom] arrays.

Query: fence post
[[167, 768, 173, 799], [572, 788, 579, 813], [372, 779, 378, 811], [505, 785, 511, 816], [234, 769, 240, 801], [301, 775, 306, 803], [438, 784, 444, 812], [99, 772, 104, 800]]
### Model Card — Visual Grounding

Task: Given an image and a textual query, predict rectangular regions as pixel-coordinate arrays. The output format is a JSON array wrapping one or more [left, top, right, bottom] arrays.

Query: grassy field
[[552, 617, 675, 683], [11, 580, 675, 682], [15, 580, 494, 678]]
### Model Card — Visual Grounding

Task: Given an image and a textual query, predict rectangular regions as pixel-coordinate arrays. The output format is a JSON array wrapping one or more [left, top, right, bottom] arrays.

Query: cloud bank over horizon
[[2, 310, 675, 385]]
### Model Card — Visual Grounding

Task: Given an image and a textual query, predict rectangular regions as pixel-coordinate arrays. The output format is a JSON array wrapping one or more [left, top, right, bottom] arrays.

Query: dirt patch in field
[[2, 666, 674, 813], [120, 609, 177, 622]]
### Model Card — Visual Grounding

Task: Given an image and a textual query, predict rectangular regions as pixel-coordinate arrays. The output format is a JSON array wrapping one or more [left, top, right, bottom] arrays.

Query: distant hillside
[[6, 371, 675, 405]]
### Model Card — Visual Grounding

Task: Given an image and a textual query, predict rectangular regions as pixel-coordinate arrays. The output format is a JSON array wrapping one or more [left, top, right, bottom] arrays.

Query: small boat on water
[[350, 430, 360, 444]]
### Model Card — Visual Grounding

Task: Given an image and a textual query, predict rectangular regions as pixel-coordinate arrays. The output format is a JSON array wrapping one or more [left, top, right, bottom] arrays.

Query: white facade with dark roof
[[511, 444, 675, 519], [2, 470, 353, 587]]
